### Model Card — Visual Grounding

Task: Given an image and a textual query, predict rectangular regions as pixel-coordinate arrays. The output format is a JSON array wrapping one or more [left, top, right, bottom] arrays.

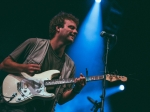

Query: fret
[[44, 78, 75, 86], [87, 75, 104, 81]]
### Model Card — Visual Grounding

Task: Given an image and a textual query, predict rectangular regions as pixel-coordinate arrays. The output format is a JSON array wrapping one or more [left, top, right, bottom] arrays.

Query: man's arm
[[0, 56, 40, 75], [0, 63, 2, 70], [58, 74, 86, 105]]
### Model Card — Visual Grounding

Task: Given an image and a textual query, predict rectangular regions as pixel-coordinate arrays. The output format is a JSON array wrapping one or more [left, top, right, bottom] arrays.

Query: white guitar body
[[2, 70, 60, 106]]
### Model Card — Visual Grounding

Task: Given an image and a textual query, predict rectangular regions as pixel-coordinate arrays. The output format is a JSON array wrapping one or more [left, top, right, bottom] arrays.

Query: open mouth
[[70, 34, 75, 39]]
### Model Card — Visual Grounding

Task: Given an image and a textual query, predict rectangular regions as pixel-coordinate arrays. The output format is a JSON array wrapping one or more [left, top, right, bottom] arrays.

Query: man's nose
[[74, 29, 78, 35]]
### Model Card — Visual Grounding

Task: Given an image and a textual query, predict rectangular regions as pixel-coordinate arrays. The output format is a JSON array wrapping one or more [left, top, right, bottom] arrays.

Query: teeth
[[71, 36, 74, 39]]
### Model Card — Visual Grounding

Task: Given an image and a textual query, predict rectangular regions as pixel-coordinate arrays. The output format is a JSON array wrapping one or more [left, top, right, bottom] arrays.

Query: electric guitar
[[2, 70, 127, 106]]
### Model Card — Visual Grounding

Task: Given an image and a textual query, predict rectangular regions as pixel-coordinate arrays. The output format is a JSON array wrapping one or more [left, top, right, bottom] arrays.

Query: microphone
[[100, 31, 117, 38], [87, 96, 97, 104]]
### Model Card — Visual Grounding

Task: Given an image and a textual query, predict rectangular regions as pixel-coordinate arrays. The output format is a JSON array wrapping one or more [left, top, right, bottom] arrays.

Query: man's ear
[[56, 26, 60, 32]]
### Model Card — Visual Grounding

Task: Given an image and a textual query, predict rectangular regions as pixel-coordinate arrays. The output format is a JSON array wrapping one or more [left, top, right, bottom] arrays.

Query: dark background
[[0, 0, 150, 112]]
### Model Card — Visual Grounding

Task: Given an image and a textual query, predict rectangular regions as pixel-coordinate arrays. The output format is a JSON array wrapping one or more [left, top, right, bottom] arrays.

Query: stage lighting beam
[[95, 0, 101, 3]]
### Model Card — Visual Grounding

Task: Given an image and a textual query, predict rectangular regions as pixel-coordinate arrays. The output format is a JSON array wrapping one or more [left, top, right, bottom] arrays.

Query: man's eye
[[69, 26, 75, 29]]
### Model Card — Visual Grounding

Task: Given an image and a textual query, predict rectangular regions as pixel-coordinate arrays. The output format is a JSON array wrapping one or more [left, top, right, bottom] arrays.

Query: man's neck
[[50, 38, 66, 57]]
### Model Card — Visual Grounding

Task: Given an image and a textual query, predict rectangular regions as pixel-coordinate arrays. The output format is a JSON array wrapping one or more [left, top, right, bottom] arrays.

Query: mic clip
[[87, 96, 101, 112], [91, 101, 101, 112]]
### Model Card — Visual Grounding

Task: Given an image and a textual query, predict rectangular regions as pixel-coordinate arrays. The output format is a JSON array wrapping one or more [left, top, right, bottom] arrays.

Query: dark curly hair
[[49, 12, 79, 39]]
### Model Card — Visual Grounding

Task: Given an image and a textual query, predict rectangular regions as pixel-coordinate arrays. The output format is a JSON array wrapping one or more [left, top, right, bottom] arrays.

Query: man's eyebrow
[[68, 25, 77, 29]]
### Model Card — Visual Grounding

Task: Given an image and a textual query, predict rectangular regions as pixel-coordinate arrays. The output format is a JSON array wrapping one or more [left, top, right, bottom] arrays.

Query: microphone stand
[[87, 32, 117, 112], [87, 96, 101, 112], [100, 37, 110, 112], [91, 101, 101, 112], [93, 101, 101, 112]]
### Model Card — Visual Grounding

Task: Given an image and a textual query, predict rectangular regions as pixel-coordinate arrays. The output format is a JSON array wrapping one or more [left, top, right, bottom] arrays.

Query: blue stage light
[[95, 0, 101, 3], [119, 85, 125, 91]]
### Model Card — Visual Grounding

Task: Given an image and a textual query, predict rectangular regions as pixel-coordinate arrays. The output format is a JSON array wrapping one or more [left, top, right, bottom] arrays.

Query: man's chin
[[66, 39, 74, 45]]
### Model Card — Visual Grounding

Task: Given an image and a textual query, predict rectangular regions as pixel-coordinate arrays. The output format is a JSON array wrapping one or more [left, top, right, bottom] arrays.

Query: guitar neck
[[44, 75, 104, 86]]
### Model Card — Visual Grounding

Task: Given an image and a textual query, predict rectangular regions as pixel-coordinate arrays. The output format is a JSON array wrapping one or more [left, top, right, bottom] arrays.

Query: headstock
[[106, 74, 127, 82]]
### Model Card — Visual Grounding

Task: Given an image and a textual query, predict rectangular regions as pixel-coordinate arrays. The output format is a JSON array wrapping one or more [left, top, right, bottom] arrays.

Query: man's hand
[[58, 73, 86, 104], [73, 73, 86, 92], [23, 64, 41, 76], [0, 56, 41, 76]]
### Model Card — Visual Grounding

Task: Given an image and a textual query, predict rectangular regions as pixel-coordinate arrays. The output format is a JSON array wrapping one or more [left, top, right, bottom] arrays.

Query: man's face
[[58, 19, 78, 43]]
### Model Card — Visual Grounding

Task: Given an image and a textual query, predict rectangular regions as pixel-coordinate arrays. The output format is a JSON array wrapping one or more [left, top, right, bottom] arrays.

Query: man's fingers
[[29, 64, 41, 71], [31, 67, 41, 70], [80, 73, 84, 77], [79, 73, 86, 83], [30, 64, 41, 68], [75, 77, 86, 86]]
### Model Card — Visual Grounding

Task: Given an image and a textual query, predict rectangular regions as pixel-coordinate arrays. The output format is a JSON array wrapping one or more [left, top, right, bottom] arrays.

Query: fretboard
[[44, 75, 104, 86]]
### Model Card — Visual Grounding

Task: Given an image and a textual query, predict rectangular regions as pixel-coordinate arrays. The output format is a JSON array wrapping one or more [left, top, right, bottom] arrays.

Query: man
[[0, 12, 86, 112]]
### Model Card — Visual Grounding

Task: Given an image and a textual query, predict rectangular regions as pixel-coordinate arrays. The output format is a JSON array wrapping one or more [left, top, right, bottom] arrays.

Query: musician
[[0, 12, 86, 112]]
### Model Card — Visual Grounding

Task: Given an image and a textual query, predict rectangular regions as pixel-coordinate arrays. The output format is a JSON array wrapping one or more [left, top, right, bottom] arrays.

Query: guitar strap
[[49, 55, 75, 112]]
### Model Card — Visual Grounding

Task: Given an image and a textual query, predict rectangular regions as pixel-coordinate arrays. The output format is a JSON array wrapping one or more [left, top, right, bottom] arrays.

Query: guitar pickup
[[17, 82, 21, 91]]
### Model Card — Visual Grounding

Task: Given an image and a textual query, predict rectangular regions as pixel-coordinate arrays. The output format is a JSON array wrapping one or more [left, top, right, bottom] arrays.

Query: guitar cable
[[0, 93, 16, 102]]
